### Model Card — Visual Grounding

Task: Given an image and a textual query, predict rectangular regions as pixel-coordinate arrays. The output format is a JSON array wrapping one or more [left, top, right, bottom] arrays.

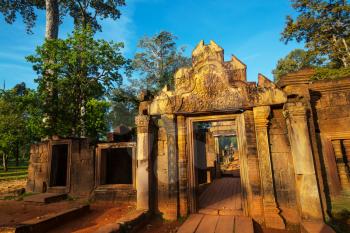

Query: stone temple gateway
[[27, 41, 350, 232]]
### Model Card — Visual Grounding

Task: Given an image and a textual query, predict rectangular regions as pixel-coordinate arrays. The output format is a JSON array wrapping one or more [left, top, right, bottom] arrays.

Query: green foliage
[[61, 0, 126, 31], [109, 87, 139, 128], [311, 67, 350, 80], [0, 0, 125, 33], [272, 49, 321, 81], [84, 99, 110, 141], [131, 31, 192, 93], [0, 83, 42, 171], [0, 0, 45, 33], [282, 0, 350, 68], [27, 27, 128, 138], [109, 31, 191, 128]]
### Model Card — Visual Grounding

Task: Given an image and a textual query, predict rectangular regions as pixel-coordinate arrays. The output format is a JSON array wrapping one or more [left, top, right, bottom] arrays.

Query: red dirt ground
[[0, 199, 83, 227], [0, 199, 136, 233]]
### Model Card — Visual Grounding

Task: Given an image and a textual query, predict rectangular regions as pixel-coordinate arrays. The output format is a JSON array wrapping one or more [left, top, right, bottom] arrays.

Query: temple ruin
[[26, 41, 350, 231]]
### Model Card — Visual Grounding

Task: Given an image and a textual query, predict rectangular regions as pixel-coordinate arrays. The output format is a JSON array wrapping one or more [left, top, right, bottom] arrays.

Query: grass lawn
[[0, 161, 28, 181]]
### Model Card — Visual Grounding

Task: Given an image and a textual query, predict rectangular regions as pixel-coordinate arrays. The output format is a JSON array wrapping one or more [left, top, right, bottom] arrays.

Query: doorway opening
[[192, 120, 242, 214], [50, 144, 68, 187], [100, 148, 133, 185]]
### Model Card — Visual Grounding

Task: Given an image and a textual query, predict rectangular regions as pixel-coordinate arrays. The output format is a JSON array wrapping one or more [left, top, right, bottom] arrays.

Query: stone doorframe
[[184, 114, 248, 214], [95, 142, 137, 189], [47, 139, 72, 193]]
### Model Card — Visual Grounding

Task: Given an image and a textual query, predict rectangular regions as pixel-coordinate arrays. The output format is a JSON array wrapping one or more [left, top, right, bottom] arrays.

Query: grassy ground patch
[[0, 161, 28, 181]]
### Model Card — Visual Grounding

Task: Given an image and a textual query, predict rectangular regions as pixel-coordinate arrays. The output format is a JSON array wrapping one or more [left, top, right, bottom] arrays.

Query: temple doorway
[[49, 144, 69, 187], [191, 119, 243, 215], [100, 148, 133, 185]]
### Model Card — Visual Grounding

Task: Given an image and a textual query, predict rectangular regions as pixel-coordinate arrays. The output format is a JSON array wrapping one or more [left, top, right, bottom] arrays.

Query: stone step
[[23, 192, 67, 204]]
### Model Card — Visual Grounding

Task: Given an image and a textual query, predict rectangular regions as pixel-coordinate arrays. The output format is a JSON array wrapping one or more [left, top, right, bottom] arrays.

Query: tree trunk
[[2, 153, 7, 172], [15, 144, 19, 167], [45, 0, 59, 39]]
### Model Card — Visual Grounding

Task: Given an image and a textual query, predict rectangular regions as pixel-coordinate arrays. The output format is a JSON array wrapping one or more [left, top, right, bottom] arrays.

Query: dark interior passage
[[100, 148, 133, 185], [50, 144, 68, 187]]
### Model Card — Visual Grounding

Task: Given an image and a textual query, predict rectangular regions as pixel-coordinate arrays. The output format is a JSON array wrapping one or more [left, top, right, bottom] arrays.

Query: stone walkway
[[198, 177, 242, 215], [177, 177, 253, 233], [177, 214, 253, 233]]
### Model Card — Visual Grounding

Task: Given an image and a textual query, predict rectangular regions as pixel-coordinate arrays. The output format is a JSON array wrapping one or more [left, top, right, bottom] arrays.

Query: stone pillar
[[253, 106, 285, 229], [214, 137, 221, 178], [135, 115, 151, 210], [332, 140, 350, 190], [177, 115, 188, 217], [284, 102, 323, 220], [161, 114, 178, 220]]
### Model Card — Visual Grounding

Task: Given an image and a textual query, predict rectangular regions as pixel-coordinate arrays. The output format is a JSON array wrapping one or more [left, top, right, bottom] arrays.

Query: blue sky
[[0, 0, 301, 89]]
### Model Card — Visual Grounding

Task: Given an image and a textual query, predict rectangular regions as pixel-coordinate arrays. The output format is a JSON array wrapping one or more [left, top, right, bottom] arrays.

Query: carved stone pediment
[[149, 41, 287, 115]]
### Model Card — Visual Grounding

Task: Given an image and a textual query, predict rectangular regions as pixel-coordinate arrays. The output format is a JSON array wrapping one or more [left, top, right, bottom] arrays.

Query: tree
[[27, 27, 128, 138], [282, 0, 350, 68], [131, 31, 192, 93], [0, 83, 43, 171], [0, 0, 126, 39], [109, 87, 139, 128], [272, 49, 320, 81], [109, 31, 191, 128]]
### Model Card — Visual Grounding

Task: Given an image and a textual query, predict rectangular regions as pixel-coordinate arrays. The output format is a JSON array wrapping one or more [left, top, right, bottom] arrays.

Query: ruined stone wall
[[26, 139, 95, 196], [310, 79, 350, 197], [69, 139, 95, 196], [27, 141, 50, 193], [268, 108, 299, 225]]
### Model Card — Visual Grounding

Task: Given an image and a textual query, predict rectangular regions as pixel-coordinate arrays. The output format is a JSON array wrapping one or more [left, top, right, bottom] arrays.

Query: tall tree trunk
[[45, 0, 59, 39], [15, 144, 19, 167], [44, 0, 60, 137], [2, 153, 7, 172]]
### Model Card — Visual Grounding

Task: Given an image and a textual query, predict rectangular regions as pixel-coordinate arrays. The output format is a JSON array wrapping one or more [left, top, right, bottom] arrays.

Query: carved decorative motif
[[148, 41, 287, 115], [135, 115, 150, 133]]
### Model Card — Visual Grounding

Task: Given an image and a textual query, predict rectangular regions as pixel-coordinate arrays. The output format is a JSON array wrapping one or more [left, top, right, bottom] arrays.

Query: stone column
[[332, 140, 350, 190], [253, 106, 285, 229], [177, 115, 188, 217], [214, 137, 221, 178], [161, 114, 178, 220], [284, 102, 323, 220], [135, 115, 151, 210]]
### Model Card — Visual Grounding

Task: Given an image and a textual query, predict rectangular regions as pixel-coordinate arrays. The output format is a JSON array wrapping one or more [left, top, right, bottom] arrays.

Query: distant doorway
[[188, 115, 243, 214], [49, 144, 68, 187]]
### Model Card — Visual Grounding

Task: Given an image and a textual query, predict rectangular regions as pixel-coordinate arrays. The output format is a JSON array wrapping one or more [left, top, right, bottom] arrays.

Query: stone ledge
[[0, 205, 89, 233]]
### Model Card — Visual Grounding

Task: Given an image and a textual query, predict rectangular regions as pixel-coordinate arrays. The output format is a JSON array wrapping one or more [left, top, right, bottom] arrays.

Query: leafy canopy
[[132, 31, 192, 93], [27, 27, 128, 138], [282, 0, 350, 68], [272, 49, 320, 81], [0, 0, 126, 33], [109, 31, 191, 128], [0, 83, 43, 163]]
